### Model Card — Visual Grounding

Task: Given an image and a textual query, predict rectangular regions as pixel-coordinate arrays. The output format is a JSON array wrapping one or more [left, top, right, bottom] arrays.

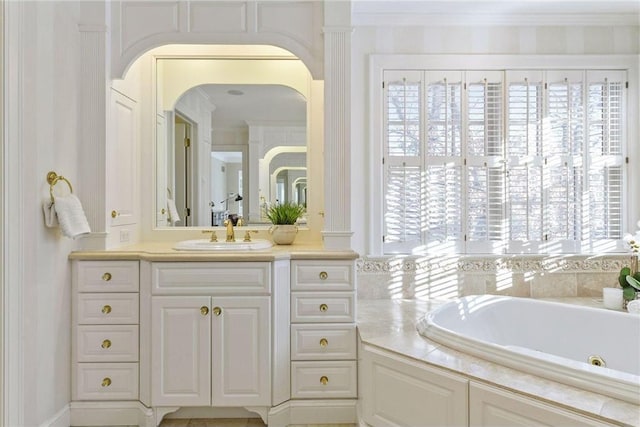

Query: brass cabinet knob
[[102, 377, 112, 387], [319, 303, 328, 312], [200, 306, 209, 316], [319, 271, 328, 280], [111, 210, 118, 218], [101, 339, 111, 349], [102, 272, 112, 281], [320, 376, 329, 385], [161, 208, 166, 214], [101, 305, 112, 314], [213, 307, 222, 316], [319, 338, 328, 347]]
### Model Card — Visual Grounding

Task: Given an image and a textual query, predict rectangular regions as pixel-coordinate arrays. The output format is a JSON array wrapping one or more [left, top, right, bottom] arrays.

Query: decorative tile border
[[357, 255, 632, 274]]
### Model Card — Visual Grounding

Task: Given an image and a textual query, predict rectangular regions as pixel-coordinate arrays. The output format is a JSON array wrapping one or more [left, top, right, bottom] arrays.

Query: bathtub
[[417, 295, 640, 404]]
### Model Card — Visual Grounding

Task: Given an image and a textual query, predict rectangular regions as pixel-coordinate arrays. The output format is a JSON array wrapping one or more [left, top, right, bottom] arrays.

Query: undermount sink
[[173, 238, 273, 251]]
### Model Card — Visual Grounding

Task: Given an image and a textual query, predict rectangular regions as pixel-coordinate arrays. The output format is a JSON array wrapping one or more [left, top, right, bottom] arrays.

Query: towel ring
[[47, 171, 73, 202]]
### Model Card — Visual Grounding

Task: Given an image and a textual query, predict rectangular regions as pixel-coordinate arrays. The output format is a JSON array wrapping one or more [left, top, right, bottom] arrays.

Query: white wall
[[5, 1, 82, 425], [351, 20, 640, 255]]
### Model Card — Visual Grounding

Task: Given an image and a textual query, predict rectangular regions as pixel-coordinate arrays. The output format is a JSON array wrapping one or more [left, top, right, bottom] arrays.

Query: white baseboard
[[70, 401, 153, 427], [268, 399, 358, 426], [39, 405, 70, 427]]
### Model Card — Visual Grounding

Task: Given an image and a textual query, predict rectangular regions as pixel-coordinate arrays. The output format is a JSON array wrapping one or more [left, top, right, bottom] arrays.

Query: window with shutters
[[382, 69, 627, 254]]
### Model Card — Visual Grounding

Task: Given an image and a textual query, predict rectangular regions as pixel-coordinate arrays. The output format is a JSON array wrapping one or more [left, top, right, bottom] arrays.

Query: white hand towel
[[53, 194, 91, 239], [167, 198, 180, 225], [42, 199, 59, 228]]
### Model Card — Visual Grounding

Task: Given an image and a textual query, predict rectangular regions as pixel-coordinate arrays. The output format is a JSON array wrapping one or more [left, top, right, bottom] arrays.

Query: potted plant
[[265, 202, 305, 245]]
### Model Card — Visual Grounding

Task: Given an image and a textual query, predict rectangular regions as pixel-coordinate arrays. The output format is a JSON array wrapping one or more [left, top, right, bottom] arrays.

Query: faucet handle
[[201, 230, 219, 242], [243, 230, 258, 242], [237, 217, 245, 226]]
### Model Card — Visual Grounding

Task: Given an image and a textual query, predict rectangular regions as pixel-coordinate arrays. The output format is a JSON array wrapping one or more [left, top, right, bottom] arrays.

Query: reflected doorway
[[174, 113, 193, 226]]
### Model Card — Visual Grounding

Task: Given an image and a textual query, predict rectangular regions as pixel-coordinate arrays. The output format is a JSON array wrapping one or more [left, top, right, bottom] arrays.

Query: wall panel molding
[[111, 1, 324, 79]]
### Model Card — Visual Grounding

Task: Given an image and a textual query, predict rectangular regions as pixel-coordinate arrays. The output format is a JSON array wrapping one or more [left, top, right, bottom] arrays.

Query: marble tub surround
[[357, 254, 632, 300], [357, 298, 640, 427]]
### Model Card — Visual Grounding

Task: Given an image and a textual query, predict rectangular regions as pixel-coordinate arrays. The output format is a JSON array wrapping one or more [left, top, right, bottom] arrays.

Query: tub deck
[[357, 297, 640, 427]]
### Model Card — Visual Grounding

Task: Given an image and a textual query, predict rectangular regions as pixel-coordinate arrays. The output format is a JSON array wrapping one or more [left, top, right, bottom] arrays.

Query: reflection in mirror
[[211, 149, 244, 226], [158, 78, 307, 227]]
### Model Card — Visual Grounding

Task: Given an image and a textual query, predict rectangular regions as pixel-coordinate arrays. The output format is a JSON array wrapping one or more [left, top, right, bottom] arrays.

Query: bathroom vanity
[[69, 246, 358, 427]]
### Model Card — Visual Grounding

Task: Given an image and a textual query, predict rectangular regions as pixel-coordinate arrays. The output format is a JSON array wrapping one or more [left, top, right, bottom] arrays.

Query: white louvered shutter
[[504, 71, 544, 252], [424, 72, 464, 253], [380, 66, 627, 255], [383, 71, 424, 253], [465, 71, 505, 253], [543, 71, 584, 252], [584, 70, 626, 250]]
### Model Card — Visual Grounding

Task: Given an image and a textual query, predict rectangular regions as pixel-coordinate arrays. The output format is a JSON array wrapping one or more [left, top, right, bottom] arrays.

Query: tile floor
[[159, 419, 265, 427], [159, 419, 355, 427]]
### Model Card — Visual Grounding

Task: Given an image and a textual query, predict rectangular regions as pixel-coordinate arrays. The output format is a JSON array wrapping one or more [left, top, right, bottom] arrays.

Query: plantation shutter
[[465, 71, 505, 253], [505, 71, 544, 252], [383, 71, 423, 253], [543, 70, 584, 252], [381, 66, 627, 255], [584, 70, 626, 249], [424, 71, 464, 253]]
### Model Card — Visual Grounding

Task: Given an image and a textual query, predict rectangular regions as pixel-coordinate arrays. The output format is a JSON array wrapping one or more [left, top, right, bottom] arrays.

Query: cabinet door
[[151, 296, 211, 406], [211, 296, 270, 406], [469, 382, 616, 427]]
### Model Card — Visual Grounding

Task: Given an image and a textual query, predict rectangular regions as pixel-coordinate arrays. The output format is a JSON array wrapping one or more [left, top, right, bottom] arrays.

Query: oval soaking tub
[[417, 295, 640, 404]]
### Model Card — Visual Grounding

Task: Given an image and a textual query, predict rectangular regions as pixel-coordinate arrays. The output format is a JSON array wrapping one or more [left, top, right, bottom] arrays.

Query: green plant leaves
[[265, 202, 305, 225]]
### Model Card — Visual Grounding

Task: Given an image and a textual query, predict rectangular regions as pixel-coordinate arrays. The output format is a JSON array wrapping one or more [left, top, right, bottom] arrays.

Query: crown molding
[[352, 1, 640, 27]]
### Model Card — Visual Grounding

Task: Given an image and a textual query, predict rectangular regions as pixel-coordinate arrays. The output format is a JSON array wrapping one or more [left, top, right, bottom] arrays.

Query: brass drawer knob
[[213, 306, 222, 316], [102, 272, 112, 281], [101, 305, 112, 314], [101, 339, 112, 349], [319, 271, 328, 280], [319, 303, 328, 312], [320, 376, 329, 385], [102, 377, 112, 387], [200, 306, 209, 316], [111, 210, 118, 218], [319, 338, 328, 347]]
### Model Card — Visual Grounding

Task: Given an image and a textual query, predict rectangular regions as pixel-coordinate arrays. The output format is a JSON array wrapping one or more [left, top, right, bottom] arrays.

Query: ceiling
[[197, 84, 307, 129]]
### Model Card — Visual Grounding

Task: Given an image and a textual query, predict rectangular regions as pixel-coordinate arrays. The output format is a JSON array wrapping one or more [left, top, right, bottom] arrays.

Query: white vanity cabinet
[[151, 295, 270, 406], [290, 260, 357, 399], [146, 261, 281, 411], [71, 260, 140, 401]]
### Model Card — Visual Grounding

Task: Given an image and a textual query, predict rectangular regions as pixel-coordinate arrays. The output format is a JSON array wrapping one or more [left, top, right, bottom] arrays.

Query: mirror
[[155, 52, 312, 228]]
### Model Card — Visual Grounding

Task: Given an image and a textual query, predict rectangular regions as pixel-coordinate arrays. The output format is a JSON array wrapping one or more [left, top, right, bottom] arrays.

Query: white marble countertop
[[357, 297, 640, 427], [69, 241, 358, 261]]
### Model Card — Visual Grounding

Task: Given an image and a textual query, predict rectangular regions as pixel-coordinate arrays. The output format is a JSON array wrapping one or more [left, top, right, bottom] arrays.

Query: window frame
[[369, 54, 639, 256]]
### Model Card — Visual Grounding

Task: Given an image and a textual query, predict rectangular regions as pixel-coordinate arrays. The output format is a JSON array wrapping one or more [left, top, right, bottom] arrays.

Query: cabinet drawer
[[291, 292, 355, 323], [75, 261, 139, 292], [291, 260, 354, 291], [75, 362, 139, 401], [291, 361, 357, 399], [152, 262, 271, 295], [291, 324, 357, 360], [77, 293, 139, 324], [76, 325, 139, 362]]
